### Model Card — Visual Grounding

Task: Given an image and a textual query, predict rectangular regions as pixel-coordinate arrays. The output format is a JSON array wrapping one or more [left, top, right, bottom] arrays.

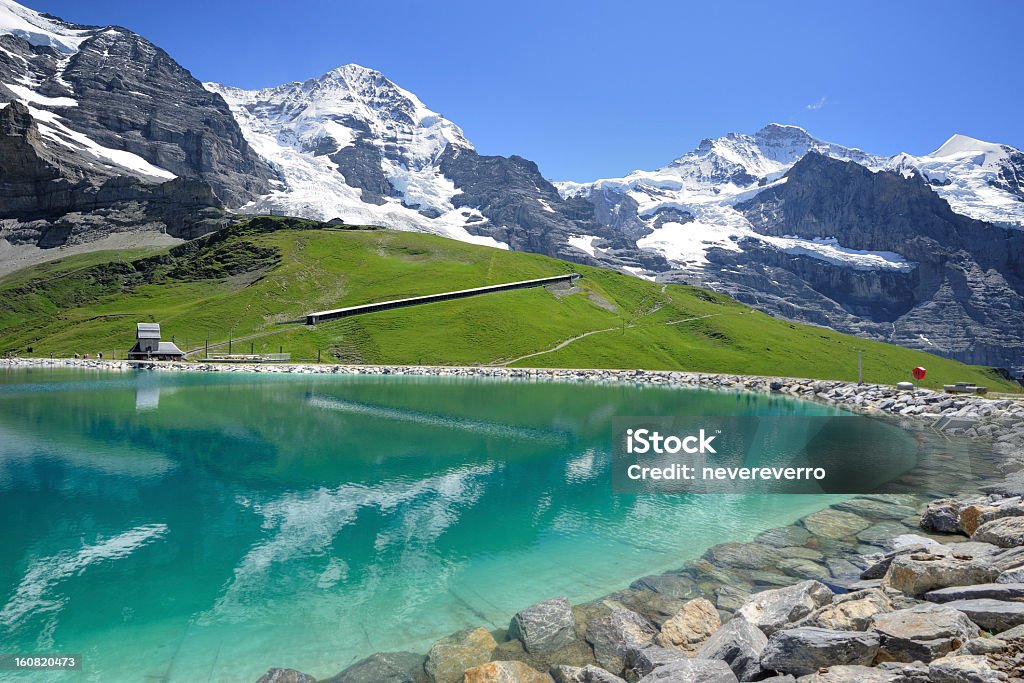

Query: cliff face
[[716, 153, 1024, 367]]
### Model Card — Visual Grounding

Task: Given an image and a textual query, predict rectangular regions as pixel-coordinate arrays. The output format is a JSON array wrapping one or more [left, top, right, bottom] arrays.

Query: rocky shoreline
[[4, 358, 1024, 682]]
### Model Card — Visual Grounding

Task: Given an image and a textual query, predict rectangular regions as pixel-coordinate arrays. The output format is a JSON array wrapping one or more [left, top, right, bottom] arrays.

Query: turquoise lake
[[0, 370, 966, 681]]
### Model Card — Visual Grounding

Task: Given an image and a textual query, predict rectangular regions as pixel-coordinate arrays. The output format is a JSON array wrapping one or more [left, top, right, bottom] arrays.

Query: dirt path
[[493, 313, 729, 366]]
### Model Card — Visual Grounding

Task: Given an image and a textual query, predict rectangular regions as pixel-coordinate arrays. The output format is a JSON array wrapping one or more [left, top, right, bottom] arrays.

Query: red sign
[[912, 366, 927, 380]]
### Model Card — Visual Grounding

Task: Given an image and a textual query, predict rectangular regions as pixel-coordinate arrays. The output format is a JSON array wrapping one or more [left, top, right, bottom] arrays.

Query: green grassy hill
[[0, 216, 1016, 391]]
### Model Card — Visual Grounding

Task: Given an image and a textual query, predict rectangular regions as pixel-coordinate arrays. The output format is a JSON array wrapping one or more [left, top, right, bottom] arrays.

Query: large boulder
[[800, 588, 892, 631], [927, 654, 1004, 683], [920, 498, 966, 534], [509, 597, 577, 654], [462, 661, 552, 683], [584, 608, 656, 675], [635, 658, 738, 682], [882, 552, 999, 596], [324, 651, 427, 683], [695, 614, 767, 681], [703, 543, 779, 570], [941, 598, 1024, 632], [870, 603, 980, 663], [735, 581, 834, 635], [801, 510, 871, 540], [972, 517, 1024, 548], [653, 597, 720, 653], [254, 670, 316, 683], [759, 627, 880, 677], [425, 627, 498, 683]]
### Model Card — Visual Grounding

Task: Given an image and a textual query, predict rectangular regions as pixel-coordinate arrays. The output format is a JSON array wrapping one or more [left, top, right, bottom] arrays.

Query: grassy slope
[[0, 217, 1016, 392]]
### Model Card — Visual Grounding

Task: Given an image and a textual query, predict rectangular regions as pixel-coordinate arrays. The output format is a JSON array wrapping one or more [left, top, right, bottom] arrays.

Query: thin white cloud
[[806, 96, 827, 111]]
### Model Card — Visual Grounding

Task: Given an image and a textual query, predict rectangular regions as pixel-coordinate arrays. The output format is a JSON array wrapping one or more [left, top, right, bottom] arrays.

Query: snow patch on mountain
[[205, 65, 507, 249], [0, 0, 91, 54]]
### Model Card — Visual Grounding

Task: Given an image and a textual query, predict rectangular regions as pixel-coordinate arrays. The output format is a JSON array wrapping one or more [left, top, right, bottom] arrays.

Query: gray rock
[[941, 598, 1024, 632], [882, 551, 999, 596], [777, 558, 828, 581], [695, 615, 768, 681], [635, 658, 738, 682], [927, 655, 1004, 683], [255, 669, 316, 683], [920, 498, 966, 534], [585, 608, 656, 675], [425, 627, 498, 683], [736, 580, 834, 635], [870, 603, 980, 663], [995, 623, 1024, 641], [629, 574, 699, 599], [509, 597, 577, 654], [995, 565, 1024, 584], [324, 651, 426, 683], [972, 517, 1024, 548], [925, 583, 1024, 603], [759, 627, 879, 677], [624, 646, 688, 678], [954, 637, 1009, 655], [551, 665, 625, 683]]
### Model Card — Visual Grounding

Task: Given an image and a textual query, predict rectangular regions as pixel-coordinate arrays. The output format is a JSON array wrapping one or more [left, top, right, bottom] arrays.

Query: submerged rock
[[324, 651, 427, 683], [255, 669, 316, 683], [509, 597, 577, 654], [801, 510, 871, 540], [735, 580, 834, 635], [759, 627, 880, 677]]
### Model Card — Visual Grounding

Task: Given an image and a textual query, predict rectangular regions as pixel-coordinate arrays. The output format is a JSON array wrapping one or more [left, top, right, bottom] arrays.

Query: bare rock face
[[425, 627, 498, 683], [654, 597, 720, 653]]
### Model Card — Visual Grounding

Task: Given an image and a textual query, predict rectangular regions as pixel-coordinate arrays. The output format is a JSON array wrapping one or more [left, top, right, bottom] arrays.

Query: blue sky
[[30, 0, 1024, 181]]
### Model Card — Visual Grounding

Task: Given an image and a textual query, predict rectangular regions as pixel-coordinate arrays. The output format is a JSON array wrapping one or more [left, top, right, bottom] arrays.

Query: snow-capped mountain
[[205, 67, 505, 247], [887, 134, 1024, 228]]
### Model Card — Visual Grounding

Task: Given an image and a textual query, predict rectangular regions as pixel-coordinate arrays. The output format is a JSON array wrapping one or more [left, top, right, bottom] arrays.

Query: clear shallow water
[[0, 370, 879, 681]]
